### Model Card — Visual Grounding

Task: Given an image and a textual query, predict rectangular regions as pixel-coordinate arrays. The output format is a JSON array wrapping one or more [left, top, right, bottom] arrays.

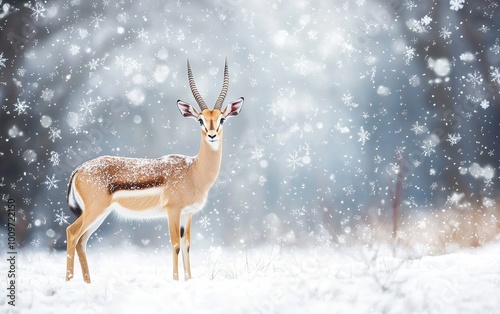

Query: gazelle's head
[[177, 59, 244, 150]]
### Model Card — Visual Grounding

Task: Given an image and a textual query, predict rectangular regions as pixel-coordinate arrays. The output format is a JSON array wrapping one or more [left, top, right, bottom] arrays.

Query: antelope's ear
[[177, 100, 199, 119], [222, 97, 244, 119]]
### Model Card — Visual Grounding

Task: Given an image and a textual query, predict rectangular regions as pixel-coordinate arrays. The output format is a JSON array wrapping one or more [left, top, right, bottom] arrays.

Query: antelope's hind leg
[[75, 211, 110, 283], [66, 208, 110, 283], [66, 217, 84, 281], [180, 214, 193, 280]]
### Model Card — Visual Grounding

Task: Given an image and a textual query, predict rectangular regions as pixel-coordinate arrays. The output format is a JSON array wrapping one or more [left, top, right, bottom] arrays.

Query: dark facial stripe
[[209, 119, 214, 130]]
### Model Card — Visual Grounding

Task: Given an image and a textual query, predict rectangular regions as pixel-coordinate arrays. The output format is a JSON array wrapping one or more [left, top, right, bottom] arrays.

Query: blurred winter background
[[1, 0, 499, 254]]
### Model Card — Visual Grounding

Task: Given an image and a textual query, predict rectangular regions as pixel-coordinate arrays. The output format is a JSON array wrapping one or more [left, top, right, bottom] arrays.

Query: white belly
[[110, 188, 167, 219]]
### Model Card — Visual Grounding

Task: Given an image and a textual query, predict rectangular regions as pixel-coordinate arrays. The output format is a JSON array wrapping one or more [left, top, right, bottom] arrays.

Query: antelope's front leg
[[167, 211, 181, 280], [180, 214, 193, 280]]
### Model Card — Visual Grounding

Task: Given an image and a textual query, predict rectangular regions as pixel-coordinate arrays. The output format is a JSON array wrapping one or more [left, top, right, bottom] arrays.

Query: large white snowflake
[[447, 133, 462, 146], [43, 174, 60, 190], [90, 12, 105, 28], [13, 99, 29, 115], [54, 209, 70, 226], [293, 55, 308, 76], [449, 0, 465, 11], [466, 71, 483, 87], [49, 151, 60, 166], [490, 67, 500, 85], [490, 39, 500, 55], [404, 46, 416, 65], [250, 147, 264, 160], [358, 126, 370, 145], [411, 121, 426, 135], [342, 92, 359, 108], [409, 75, 420, 87], [0, 52, 7, 68], [480, 99, 490, 110], [49, 127, 62, 142], [199, 215, 211, 229], [439, 27, 452, 39], [286, 152, 304, 170], [41, 88, 54, 102], [29, 2, 46, 21], [80, 98, 96, 116], [421, 139, 436, 156]]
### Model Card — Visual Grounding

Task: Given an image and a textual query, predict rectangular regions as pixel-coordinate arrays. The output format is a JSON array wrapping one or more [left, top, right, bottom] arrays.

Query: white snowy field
[[2, 243, 500, 314]]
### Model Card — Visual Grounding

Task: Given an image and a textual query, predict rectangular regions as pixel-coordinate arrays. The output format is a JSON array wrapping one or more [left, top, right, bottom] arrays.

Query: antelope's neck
[[192, 137, 223, 191]]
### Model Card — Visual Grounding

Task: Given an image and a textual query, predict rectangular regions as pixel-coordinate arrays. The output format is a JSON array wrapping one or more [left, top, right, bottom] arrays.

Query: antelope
[[65, 59, 244, 283]]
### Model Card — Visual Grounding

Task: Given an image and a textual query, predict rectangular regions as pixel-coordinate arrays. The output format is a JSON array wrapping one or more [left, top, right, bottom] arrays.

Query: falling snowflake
[[199, 215, 211, 229], [69, 45, 80, 55], [177, 30, 185, 42], [479, 99, 490, 109], [373, 155, 384, 164], [411, 121, 426, 135], [49, 151, 60, 166], [49, 127, 62, 142], [449, 0, 465, 11], [490, 39, 500, 55], [115, 55, 141, 72], [43, 174, 60, 190], [80, 98, 96, 116], [31, 238, 41, 247], [478, 25, 490, 33], [258, 176, 267, 186], [342, 92, 359, 108], [343, 185, 356, 195], [293, 55, 308, 76], [466, 71, 483, 87], [490, 67, 500, 85], [307, 30, 318, 41], [13, 99, 29, 115], [447, 133, 462, 146], [90, 12, 105, 28], [404, 46, 416, 65], [409, 75, 420, 87], [292, 206, 307, 218], [408, 16, 432, 33], [41, 88, 54, 102], [358, 126, 370, 145], [135, 28, 149, 43], [17, 67, 26, 77], [250, 147, 264, 160], [29, 2, 46, 21], [421, 139, 436, 156], [0, 52, 7, 68], [54, 210, 70, 226], [287, 152, 304, 170], [439, 27, 452, 39]]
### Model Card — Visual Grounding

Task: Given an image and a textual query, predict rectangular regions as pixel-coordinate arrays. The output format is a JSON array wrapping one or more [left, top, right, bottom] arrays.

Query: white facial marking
[[206, 138, 220, 150]]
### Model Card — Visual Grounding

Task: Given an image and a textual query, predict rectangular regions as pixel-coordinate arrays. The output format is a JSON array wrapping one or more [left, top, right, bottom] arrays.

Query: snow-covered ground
[[2, 243, 500, 314]]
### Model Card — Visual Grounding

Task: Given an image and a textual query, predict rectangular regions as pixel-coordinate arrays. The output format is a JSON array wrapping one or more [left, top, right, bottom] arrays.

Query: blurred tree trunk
[[1, 4, 36, 246]]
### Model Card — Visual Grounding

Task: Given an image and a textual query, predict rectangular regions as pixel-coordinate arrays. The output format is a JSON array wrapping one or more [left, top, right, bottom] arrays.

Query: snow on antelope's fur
[[3, 243, 500, 313]]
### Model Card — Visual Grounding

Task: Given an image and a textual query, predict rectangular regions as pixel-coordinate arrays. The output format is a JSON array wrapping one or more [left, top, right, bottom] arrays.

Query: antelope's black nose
[[208, 134, 216, 139]]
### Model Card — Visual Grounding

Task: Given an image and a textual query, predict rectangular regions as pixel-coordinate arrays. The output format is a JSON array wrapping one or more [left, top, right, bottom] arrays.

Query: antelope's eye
[[198, 119, 203, 126], [220, 118, 225, 125]]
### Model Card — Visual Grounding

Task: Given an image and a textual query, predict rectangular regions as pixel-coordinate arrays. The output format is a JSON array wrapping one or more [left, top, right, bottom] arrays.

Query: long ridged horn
[[214, 58, 229, 111], [187, 59, 208, 111]]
